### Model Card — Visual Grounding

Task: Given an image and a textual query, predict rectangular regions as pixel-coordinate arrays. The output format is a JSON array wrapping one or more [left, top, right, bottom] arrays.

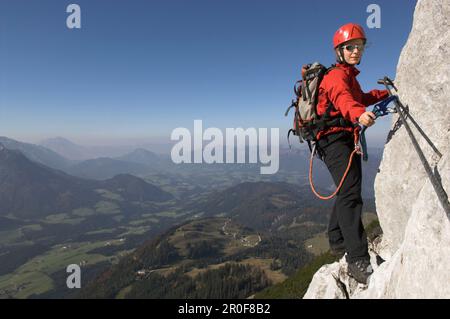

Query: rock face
[[304, 0, 450, 299], [375, 0, 450, 256]]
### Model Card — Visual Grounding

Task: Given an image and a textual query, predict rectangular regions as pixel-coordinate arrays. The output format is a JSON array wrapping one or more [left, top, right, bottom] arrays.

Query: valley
[[0, 137, 380, 298]]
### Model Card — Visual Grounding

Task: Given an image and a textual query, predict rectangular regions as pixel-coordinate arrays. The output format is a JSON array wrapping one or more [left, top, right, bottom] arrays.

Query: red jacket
[[315, 63, 389, 140]]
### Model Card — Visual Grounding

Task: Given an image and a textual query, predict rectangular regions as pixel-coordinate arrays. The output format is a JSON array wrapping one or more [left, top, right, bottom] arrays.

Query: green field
[[0, 229, 24, 246], [154, 210, 182, 218], [95, 189, 124, 201], [304, 232, 329, 256], [72, 207, 96, 217], [44, 213, 85, 225], [95, 201, 121, 215], [0, 240, 126, 299]]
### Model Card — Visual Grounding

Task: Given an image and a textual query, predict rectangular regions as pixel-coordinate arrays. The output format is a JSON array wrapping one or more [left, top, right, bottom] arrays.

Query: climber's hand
[[359, 111, 376, 127]]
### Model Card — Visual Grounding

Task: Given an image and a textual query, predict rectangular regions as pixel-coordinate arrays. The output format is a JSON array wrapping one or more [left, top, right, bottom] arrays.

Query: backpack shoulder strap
[[321, 64, 348, 118], [324, 65, 349, 82], [324, 64, 340, 75]]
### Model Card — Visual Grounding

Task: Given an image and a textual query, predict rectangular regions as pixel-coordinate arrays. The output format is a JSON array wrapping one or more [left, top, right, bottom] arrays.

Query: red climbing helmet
[[333, 23, 366, 48]]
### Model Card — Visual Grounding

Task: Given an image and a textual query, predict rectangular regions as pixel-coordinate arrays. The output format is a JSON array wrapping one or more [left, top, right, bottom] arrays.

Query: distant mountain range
[[116, 148, 165, 166], [2, 137, 167, 180], [40, 137, 93, 161], [40, 137, 173, 160], [0, 136, 72, 170], [0, 144, 173, 219], [65, 157, 153, 180], [2, 136, 383, 198]]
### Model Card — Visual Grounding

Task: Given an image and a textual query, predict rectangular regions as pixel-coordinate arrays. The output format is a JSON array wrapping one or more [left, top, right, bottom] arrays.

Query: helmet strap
[[338, 47, 347, 65]]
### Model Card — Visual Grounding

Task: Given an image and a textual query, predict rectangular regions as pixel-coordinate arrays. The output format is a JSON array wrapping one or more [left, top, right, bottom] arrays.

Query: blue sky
[[0, 0, 417, 146]]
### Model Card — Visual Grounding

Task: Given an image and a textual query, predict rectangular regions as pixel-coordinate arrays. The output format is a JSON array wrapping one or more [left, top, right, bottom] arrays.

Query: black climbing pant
[[317, 131, 369, 262]]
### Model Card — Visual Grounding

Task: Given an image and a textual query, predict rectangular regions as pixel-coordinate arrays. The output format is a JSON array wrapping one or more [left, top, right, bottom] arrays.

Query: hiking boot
[[329, 242, 346, 258], [347, 258, 373, 284]]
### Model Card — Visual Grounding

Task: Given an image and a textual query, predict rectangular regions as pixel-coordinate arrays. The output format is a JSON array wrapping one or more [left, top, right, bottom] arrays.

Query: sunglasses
[[342, 44, 365, 52]]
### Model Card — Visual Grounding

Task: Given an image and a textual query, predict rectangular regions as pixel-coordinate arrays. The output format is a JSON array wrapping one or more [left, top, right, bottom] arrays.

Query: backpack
[[284, 62, 353, 156]]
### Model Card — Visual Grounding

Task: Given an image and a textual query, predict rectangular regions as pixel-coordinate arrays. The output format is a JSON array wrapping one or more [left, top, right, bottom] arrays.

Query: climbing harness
[[378, 76, 450, 217]]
